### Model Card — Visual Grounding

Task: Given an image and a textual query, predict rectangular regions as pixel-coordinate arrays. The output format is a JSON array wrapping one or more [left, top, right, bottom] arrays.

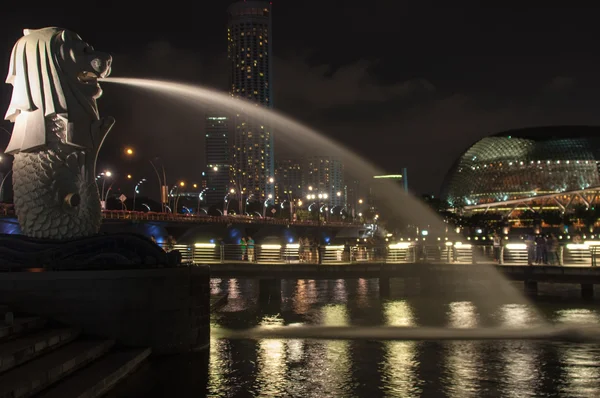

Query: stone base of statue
[[0, 233, 181, 270]]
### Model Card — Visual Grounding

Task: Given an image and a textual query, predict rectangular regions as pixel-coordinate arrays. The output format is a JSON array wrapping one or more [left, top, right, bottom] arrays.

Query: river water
[[110, 278, 600, 397]]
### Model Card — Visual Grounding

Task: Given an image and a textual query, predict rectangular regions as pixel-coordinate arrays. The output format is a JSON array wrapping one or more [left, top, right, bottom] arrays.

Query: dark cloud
[[545, 76, 576, 93]]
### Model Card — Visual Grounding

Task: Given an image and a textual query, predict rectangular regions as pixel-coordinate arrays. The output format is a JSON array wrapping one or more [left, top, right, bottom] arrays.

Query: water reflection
[[381, 301, 420, 396], [204, 279, 600, 398], [447, 301, 478, 328], [555, 308, 600, 325], [500, 342, 540, 398], [558, 344, 600, 397], [292, 279, 317, 314], [356, 278, 369, 308], [319, 304, 352, 396], [254, 316, 287, 397], [499, 303, 540, 327], [444, 301, 481, 398]]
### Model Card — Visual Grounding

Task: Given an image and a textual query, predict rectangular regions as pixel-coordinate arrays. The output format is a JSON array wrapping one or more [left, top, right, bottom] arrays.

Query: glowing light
[[193, 183, 198, 188], [127, 174, 132, 179], [261, 244, 281, 249], [125, 148, 133, 155], [179, 181, 185, 187], [506, 243, 526, 250], [194, 243, 216, 248], [389, 242, 412, 249], [104, 171, 112, 177]]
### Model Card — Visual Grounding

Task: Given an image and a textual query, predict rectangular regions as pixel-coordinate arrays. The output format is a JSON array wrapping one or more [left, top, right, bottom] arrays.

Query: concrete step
[[38, 348, 152, 398], [0, 328, 80, 374], [0, 317, 46, 342], [0, 339, 114, 398]]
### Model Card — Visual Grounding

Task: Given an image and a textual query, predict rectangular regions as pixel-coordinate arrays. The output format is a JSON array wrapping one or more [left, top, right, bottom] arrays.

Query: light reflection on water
[[207, 278, 600, 397]]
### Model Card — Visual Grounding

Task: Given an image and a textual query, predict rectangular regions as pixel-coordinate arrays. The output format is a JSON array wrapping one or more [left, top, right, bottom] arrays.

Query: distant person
[[239, 237, 247, 261], [247, 236, 255, 262], [493, 233, 501, 263], [548, 234, 559, 265], [535, 234, 547, 264], [525, 234, 535, 265]]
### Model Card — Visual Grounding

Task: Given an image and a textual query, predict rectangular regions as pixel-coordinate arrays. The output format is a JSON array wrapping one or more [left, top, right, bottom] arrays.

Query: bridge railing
[[158, 242, 600, 266], [101, 210, 361, 227]]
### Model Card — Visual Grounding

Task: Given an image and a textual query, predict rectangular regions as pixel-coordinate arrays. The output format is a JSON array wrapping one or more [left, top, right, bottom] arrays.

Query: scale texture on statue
[[4, 27, 114, 239]]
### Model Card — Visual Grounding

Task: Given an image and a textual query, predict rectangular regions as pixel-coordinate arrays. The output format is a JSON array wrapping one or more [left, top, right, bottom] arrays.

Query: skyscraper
[[227, 1, 274, 202], [205, 116, 230, 205], [274, 159, 302, 202], [304, 156, 344, 207]]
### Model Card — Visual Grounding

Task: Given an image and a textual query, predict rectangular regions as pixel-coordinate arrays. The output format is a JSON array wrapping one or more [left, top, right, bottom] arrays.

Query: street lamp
[[97, 171, 112, 209], [224, 188, 235, 215], [125, 148, 134, 156], [173, 182, 187, 213], [262, 194, 273, 218], [133, 178, 146, 211], [198, 187, 209, 214]]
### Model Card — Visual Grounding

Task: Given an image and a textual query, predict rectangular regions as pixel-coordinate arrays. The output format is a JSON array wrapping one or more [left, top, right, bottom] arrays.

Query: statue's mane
[[5, 27, 67, 122], [4, 27, 100, 154]]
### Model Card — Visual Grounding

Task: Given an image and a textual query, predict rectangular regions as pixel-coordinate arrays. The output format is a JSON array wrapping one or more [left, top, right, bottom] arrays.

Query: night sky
[[1, 3, 600, 196]]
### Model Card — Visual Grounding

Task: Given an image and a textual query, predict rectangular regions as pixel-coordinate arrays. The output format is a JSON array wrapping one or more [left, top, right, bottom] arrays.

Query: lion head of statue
[[4, 27, 112, 153]]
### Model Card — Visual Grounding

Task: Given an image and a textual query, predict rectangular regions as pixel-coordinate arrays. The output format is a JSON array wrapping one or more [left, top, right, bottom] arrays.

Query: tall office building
[[304, 156, 344, 207], [274, 159, 302, 202], [205, 116, 230, 205], [227, 1, 274, 202]]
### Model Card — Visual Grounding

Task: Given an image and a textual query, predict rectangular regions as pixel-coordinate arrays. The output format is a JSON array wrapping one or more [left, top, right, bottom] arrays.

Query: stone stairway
[[0, 305, 151, 398]]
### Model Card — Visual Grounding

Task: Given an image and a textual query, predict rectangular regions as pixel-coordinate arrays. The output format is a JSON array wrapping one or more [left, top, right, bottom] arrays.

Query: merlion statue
[[4, 27, 114, 239]]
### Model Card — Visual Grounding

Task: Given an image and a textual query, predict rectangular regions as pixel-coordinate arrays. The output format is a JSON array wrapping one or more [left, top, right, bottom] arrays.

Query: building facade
[[304, 156, 344, 207], [274, 159, 302, 202], [227, 1, 275, 202], [442, 126, 600, 208], [205, 116, 230, 205]]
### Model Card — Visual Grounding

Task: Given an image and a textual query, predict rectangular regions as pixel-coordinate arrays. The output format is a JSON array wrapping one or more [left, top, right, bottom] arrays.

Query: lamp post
[[133, 178, 146, 211], [223, 188, 235, 216], [245, 193, 255, 215], [148, 157, 168, 213], [96, 171, 111, 210], [262, 194, 273, 218], [173, 181, 186, 213], [198, 187, 209, 214]]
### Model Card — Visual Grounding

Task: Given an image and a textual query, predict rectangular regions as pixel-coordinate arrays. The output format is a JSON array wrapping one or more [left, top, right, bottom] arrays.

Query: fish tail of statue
[[12, 150, 102, 239]]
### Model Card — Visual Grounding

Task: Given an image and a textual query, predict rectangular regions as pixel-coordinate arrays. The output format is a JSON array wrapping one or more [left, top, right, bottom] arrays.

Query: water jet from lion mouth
[[103, 76, 549, 326]]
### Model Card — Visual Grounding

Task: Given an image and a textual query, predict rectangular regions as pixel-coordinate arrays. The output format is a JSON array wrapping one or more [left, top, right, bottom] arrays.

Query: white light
[[286, 243, 300, 249], [445, 241, 453, 246], [325, 245, 344, 250], [506, 243, 527, 250], [105, 171, 112, 177], [261, 244, 281, 249], [389, 242, 411, 249], [194, 243, 216, 248]]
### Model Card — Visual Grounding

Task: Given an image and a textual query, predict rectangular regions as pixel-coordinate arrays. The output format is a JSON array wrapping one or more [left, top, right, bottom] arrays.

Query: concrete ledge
[[0, 266, 210, 354], [207, 262, 600, 284]]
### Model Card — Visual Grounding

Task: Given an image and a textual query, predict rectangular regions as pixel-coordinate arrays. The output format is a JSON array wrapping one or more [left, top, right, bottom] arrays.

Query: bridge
[[0, 210, 369, 243]]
